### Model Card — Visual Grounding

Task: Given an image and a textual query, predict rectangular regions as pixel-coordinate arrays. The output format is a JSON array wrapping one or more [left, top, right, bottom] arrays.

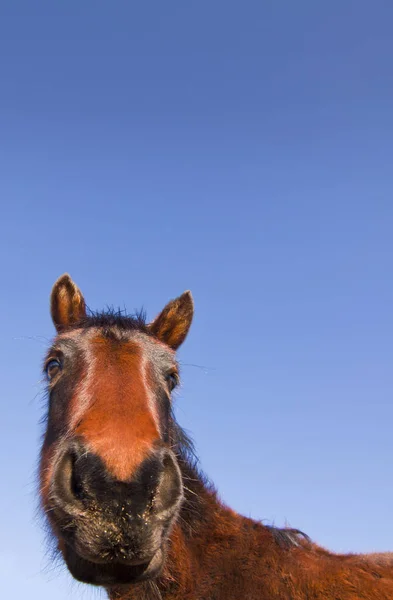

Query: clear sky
[[1, 1, 393, 598]]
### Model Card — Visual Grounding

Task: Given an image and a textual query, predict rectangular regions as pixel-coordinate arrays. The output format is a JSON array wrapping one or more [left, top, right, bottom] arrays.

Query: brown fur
[[72, 334, 160, 481], [108, 502, 393, 600], [109, 500, 393, 600], [39, 276, 393, 600]]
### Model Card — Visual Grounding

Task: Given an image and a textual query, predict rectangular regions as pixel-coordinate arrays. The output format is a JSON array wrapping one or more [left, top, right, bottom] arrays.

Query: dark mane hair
[[265, 525, 311, 549], [66, 307, 150, 334]]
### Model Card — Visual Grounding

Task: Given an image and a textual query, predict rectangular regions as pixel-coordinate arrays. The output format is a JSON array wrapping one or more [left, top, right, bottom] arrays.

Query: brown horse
[[39, 274, 393, 600]]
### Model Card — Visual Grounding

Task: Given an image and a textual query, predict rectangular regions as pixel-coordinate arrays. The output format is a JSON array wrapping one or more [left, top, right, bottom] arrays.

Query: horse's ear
[[50, 274, 86, 332], [148, 291, 194, 350]]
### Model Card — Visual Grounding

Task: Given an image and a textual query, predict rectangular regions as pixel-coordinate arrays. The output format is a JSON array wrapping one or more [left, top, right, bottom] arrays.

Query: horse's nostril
[[70, 452, 86, 501], [53, 452, 80, 509], [52, 445, 90, 511], [153, 449, 183, 515]]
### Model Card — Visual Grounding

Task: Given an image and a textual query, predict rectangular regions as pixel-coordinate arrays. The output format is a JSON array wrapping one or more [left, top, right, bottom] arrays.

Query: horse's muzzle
[[48, 440, 183, 584]]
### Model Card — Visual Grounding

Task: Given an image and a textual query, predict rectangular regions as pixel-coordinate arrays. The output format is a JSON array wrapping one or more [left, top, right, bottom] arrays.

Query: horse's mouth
[[63, 543, 164, 586]]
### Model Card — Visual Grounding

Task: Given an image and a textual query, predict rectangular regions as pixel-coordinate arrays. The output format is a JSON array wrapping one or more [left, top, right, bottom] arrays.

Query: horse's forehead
[[55, 326, 175, 368]]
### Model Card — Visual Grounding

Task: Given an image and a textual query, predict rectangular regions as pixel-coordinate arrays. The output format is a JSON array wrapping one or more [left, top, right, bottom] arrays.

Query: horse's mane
[[170, 413, 311, 549], [68, 307, 150, 333]]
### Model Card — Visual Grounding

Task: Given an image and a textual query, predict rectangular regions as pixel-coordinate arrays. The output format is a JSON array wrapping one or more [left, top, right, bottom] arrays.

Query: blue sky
[[1, 1, 393, 598]]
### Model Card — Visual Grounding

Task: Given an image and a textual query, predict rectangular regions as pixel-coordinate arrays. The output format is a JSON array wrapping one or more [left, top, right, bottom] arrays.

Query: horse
[[39, 274, 393, 599]]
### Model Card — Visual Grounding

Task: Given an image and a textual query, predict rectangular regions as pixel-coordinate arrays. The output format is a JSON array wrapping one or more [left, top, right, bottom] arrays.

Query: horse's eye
[[45, 359, 62, 380], [166, 372, 179, 392]]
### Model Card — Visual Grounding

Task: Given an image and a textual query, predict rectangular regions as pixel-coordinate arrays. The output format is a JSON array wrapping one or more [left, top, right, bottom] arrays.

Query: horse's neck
[[106, 464, 238, 600], [105, 464, 393, 600]]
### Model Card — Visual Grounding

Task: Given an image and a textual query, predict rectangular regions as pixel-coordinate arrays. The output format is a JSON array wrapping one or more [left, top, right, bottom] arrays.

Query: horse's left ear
[[148, 291, 194, 350], [50, 274, 86, 333]]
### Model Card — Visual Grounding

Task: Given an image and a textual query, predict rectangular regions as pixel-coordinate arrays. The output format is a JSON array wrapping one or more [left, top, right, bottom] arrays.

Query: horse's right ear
[[50, 274, 86, 333]]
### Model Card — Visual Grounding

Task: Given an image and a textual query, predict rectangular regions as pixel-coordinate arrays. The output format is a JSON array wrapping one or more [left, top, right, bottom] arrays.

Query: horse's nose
[[51, 440, 182, 517]]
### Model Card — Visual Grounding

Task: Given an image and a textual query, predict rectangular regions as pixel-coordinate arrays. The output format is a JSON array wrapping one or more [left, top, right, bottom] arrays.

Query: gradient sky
[[1, 1, 393, 598]]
